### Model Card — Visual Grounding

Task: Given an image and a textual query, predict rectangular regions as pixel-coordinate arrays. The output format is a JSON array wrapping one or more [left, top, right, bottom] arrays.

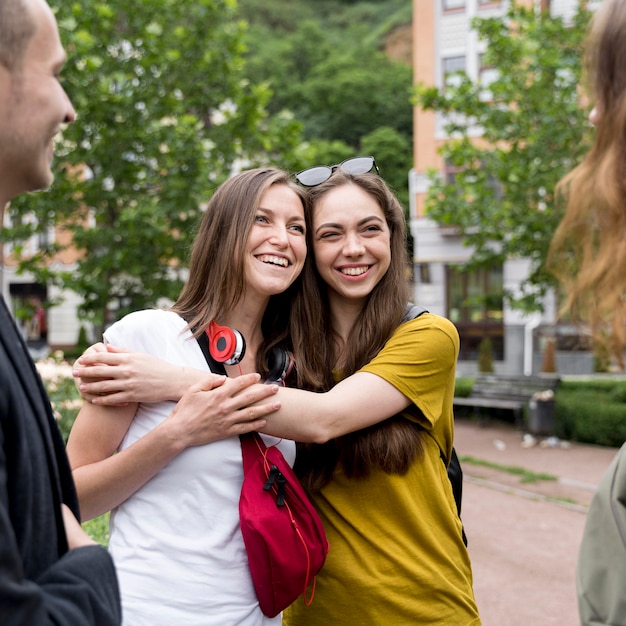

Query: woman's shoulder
[[110, 308, 183, 328], [386, 312, 459, 362], [399, 311, 459, 341], [104, 309, 187, 346]]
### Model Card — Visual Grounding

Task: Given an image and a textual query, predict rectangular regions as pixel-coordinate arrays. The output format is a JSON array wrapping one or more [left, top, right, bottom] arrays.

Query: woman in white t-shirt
[[66, 168, 308, 625]]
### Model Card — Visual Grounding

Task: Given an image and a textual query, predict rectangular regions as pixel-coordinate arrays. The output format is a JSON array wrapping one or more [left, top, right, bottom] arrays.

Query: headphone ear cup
[[207, 321, 246, 365], [266, 347, 295, 384]]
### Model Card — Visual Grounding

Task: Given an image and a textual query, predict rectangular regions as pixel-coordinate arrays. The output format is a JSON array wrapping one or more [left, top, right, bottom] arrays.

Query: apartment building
[[411, 0, 598, 375]]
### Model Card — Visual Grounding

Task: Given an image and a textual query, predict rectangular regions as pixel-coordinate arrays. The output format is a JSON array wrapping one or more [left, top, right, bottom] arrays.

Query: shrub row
[[554, 381, 626, 447]]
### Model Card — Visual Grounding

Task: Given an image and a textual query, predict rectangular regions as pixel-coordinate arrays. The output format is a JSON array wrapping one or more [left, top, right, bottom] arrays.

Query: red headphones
[[207, 320, 246, 365], [206, 320, 295, 384]]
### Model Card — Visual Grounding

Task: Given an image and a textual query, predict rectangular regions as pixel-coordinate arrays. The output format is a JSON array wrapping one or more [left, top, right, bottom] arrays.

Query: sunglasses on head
[[295, 156, 379, 187]]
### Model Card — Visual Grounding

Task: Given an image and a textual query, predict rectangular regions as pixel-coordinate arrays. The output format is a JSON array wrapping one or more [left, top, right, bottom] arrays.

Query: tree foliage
[[5, 0, 303, 334], [238, 1, 413, 193], [4, 0, 416, 336], [413, 3, 594, 311]]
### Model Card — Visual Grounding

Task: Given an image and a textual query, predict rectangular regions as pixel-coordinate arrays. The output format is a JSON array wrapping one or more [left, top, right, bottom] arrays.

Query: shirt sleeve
[[0, 450, 121, 625], [358, 313, 459, 430]]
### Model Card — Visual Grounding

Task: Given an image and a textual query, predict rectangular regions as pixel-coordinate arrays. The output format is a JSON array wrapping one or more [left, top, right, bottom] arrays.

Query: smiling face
[[243, 183, 307, 302], [0, 0, 76, 206], [311, 183, 391, 308]]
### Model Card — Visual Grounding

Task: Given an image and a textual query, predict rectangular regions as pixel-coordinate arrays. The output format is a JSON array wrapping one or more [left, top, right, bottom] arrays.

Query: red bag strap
[[239, 432, 265, 473]]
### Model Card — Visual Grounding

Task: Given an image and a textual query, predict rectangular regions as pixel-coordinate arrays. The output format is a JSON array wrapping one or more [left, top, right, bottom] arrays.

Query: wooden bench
[[453, 374, 561, 426]]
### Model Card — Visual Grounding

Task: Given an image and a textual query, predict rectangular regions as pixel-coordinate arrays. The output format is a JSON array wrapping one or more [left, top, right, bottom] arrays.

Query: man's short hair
[[0, 0, 36, 72]]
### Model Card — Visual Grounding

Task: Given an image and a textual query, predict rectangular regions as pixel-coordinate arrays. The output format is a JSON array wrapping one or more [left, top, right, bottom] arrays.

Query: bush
[[455, 377, 474, 398], [555, 381, 626, 447], [35, 351, 81, 442], [83, 513, 110, 546]]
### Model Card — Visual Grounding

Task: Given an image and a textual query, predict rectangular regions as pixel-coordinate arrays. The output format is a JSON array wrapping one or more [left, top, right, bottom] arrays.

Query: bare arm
[[61, 504, 98, 548], [66, 374, 280, 520], [73, 343, 203, 404], [73, 350, 409, 440], [70, 352, 402, 441], [73, 318, 457, 446], [260, 372, 411, 443], [261, 318, 459, 443]]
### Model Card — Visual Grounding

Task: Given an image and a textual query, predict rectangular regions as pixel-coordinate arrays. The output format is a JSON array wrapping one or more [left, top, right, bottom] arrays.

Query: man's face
[[0, 0, 75, 206]]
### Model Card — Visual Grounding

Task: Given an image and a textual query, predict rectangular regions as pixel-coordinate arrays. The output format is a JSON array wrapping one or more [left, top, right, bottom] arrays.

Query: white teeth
[[258, 255, 289, 267], [340, 266, 368, 276]]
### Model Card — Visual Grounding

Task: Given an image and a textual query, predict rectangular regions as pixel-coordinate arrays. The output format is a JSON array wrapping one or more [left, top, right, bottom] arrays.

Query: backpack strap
[[401, 302, 467, 545], [402, 302, 428, 322]]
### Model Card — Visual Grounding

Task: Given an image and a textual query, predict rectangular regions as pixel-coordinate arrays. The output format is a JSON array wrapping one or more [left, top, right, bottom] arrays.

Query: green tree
[[238, 1, 414, 199], [4, 0, 303, 335], [361, 127, 411, 207], [299, 50, 412, 147], [413, 3, 593, 312]]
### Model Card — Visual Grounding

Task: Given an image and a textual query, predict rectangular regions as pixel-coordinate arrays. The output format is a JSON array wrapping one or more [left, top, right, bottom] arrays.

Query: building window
[[443, 0, 465, 10], [417, 263, 432, 284], [442, 56, 466, 90], [444, 159, 463, 186], [446, 265, 504, 360], [477, 0, 501, 6], [444, 157, 502, 200], [478, 53, 498, 102]]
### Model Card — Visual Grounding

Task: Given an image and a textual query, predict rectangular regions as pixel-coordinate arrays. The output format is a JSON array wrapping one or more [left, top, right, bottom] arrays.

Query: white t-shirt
[[105, 309, 295, 626]]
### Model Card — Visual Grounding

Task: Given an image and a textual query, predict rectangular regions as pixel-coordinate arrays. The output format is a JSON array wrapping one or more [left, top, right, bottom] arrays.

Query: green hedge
[[554, 380, 626, 447]]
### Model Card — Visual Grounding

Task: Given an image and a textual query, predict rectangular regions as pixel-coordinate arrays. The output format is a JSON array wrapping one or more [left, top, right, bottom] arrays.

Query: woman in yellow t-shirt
[[76, 161, 481, 625], [275, 165, 479, 625]]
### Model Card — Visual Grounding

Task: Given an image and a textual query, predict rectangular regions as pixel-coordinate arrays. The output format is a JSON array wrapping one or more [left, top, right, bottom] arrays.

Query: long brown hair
[[548, 0, 626, 367], [290, 171, 424, 491], [171, 168, 308, 375]]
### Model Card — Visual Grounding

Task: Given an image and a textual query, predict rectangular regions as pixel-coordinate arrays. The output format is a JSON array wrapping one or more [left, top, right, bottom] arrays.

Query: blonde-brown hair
[[290, 171, 424, 490], [548, 0, 626, 367], [172, 168, 308, 375]]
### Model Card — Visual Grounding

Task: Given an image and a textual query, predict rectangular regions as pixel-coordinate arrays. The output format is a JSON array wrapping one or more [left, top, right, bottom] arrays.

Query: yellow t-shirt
[[284, 313, 481, 626]]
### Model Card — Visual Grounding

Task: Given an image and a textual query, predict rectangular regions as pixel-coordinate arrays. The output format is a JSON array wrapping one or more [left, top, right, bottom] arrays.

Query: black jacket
[[0, 297, 121, 625]]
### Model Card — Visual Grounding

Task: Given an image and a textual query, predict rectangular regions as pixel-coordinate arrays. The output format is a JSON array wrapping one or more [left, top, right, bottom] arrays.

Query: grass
[[84, 513, 110, 546], [460, 455, 558, 484]]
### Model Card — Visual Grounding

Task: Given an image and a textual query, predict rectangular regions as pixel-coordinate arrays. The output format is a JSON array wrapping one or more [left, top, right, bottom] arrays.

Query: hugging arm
[[66, 374, 279, 520], [73, 343, 203, 404], [72, 319, 457, 446], [261, 319, 459, 443], [259, 372, 411, 443], [71, 349, 403, 442]]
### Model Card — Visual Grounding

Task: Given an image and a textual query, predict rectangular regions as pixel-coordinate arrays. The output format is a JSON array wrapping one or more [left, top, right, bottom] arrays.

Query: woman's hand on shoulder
[[73, 343, 201, 404], [161, 375, 281, 447]]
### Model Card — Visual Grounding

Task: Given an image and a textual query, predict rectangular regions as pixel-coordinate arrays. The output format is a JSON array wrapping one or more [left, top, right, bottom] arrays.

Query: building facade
[[411, 0, 599, 376], [1, 218, 85, 356]]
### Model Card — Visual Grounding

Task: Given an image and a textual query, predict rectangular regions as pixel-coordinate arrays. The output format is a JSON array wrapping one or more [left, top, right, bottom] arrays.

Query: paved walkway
[[454, 419, 620, 626]]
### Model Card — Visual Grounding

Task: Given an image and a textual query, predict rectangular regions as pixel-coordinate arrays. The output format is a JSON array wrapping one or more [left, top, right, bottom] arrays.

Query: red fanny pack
[[239, 433, 329, 617]]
